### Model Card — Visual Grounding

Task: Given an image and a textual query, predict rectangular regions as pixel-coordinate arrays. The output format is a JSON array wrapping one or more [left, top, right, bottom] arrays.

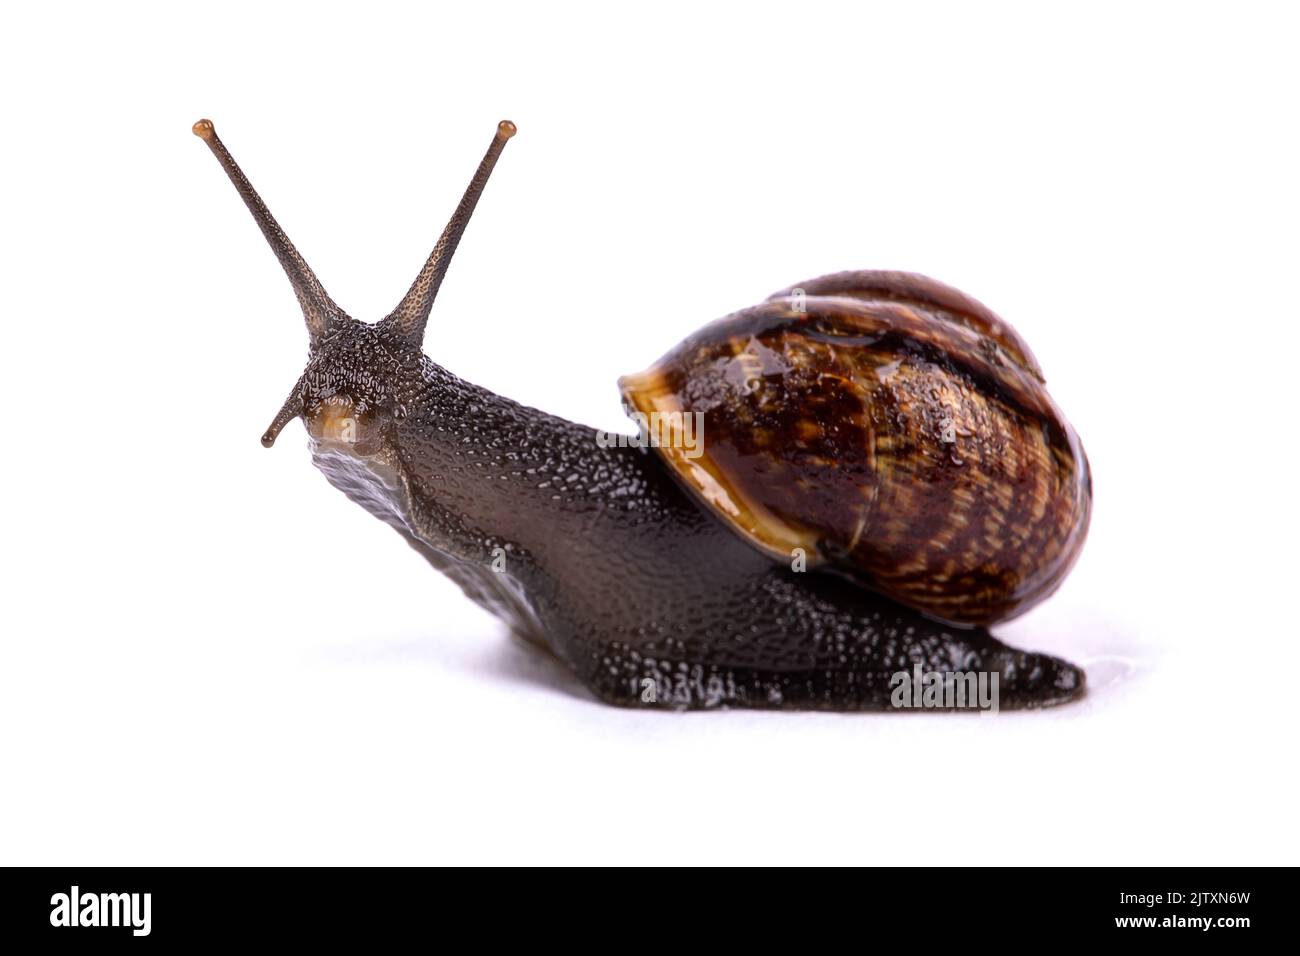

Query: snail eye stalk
[[380, 121, 517, 345], [261, 377, 306, 449], [192, 119, 348, 344], [194, 118, 516, 447]]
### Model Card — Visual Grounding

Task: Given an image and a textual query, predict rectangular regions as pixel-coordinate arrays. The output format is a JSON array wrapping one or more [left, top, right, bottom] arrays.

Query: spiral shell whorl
[[619, 271, 1091, 626]]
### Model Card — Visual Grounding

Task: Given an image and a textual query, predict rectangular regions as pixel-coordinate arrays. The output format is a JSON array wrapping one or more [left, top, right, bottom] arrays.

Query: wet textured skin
[[293, 319, 1085, 711], [194, 118, 1087, 711]]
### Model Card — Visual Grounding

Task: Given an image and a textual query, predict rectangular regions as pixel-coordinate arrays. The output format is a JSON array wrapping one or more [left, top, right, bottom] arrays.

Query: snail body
[[195, 119, 1091, 711]]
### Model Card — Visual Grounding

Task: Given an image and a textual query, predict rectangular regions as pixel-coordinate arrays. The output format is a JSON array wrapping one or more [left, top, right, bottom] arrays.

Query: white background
[[2, 1, 1297, 865]]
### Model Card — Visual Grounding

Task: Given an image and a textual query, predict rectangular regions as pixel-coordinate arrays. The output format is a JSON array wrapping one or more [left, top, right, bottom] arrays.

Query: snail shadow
[[1078, 654, 1141, 695], [464, 630, 596, 703], [308, 624, 595, 702]]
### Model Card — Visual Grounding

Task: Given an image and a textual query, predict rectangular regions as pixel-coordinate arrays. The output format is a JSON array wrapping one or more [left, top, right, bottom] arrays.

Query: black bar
[[0, 866, 1285, 945]]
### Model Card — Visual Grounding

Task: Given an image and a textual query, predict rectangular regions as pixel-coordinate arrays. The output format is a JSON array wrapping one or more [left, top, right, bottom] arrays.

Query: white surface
[[2, 1, 1297, 865]]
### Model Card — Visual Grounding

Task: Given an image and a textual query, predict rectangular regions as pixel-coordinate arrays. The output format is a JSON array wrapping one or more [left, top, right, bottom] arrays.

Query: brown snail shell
[[619, 270, 1092, 626]]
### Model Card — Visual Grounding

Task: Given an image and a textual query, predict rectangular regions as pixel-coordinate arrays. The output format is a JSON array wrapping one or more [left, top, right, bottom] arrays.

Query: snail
[[194, 118, 1091, 711]]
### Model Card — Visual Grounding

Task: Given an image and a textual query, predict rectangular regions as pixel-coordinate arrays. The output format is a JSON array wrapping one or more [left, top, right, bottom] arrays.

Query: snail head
[[192, 118, 517, 454]]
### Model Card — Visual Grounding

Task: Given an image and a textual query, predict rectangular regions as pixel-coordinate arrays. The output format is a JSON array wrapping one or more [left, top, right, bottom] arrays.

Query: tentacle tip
[[496, 120, 517, 140], [260, 432, 276, 448], [192, 118, 216, 141]]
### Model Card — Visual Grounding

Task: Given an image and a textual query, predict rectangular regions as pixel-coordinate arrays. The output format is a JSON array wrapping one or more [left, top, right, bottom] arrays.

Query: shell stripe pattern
[[619, 271, 1091, 626]]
